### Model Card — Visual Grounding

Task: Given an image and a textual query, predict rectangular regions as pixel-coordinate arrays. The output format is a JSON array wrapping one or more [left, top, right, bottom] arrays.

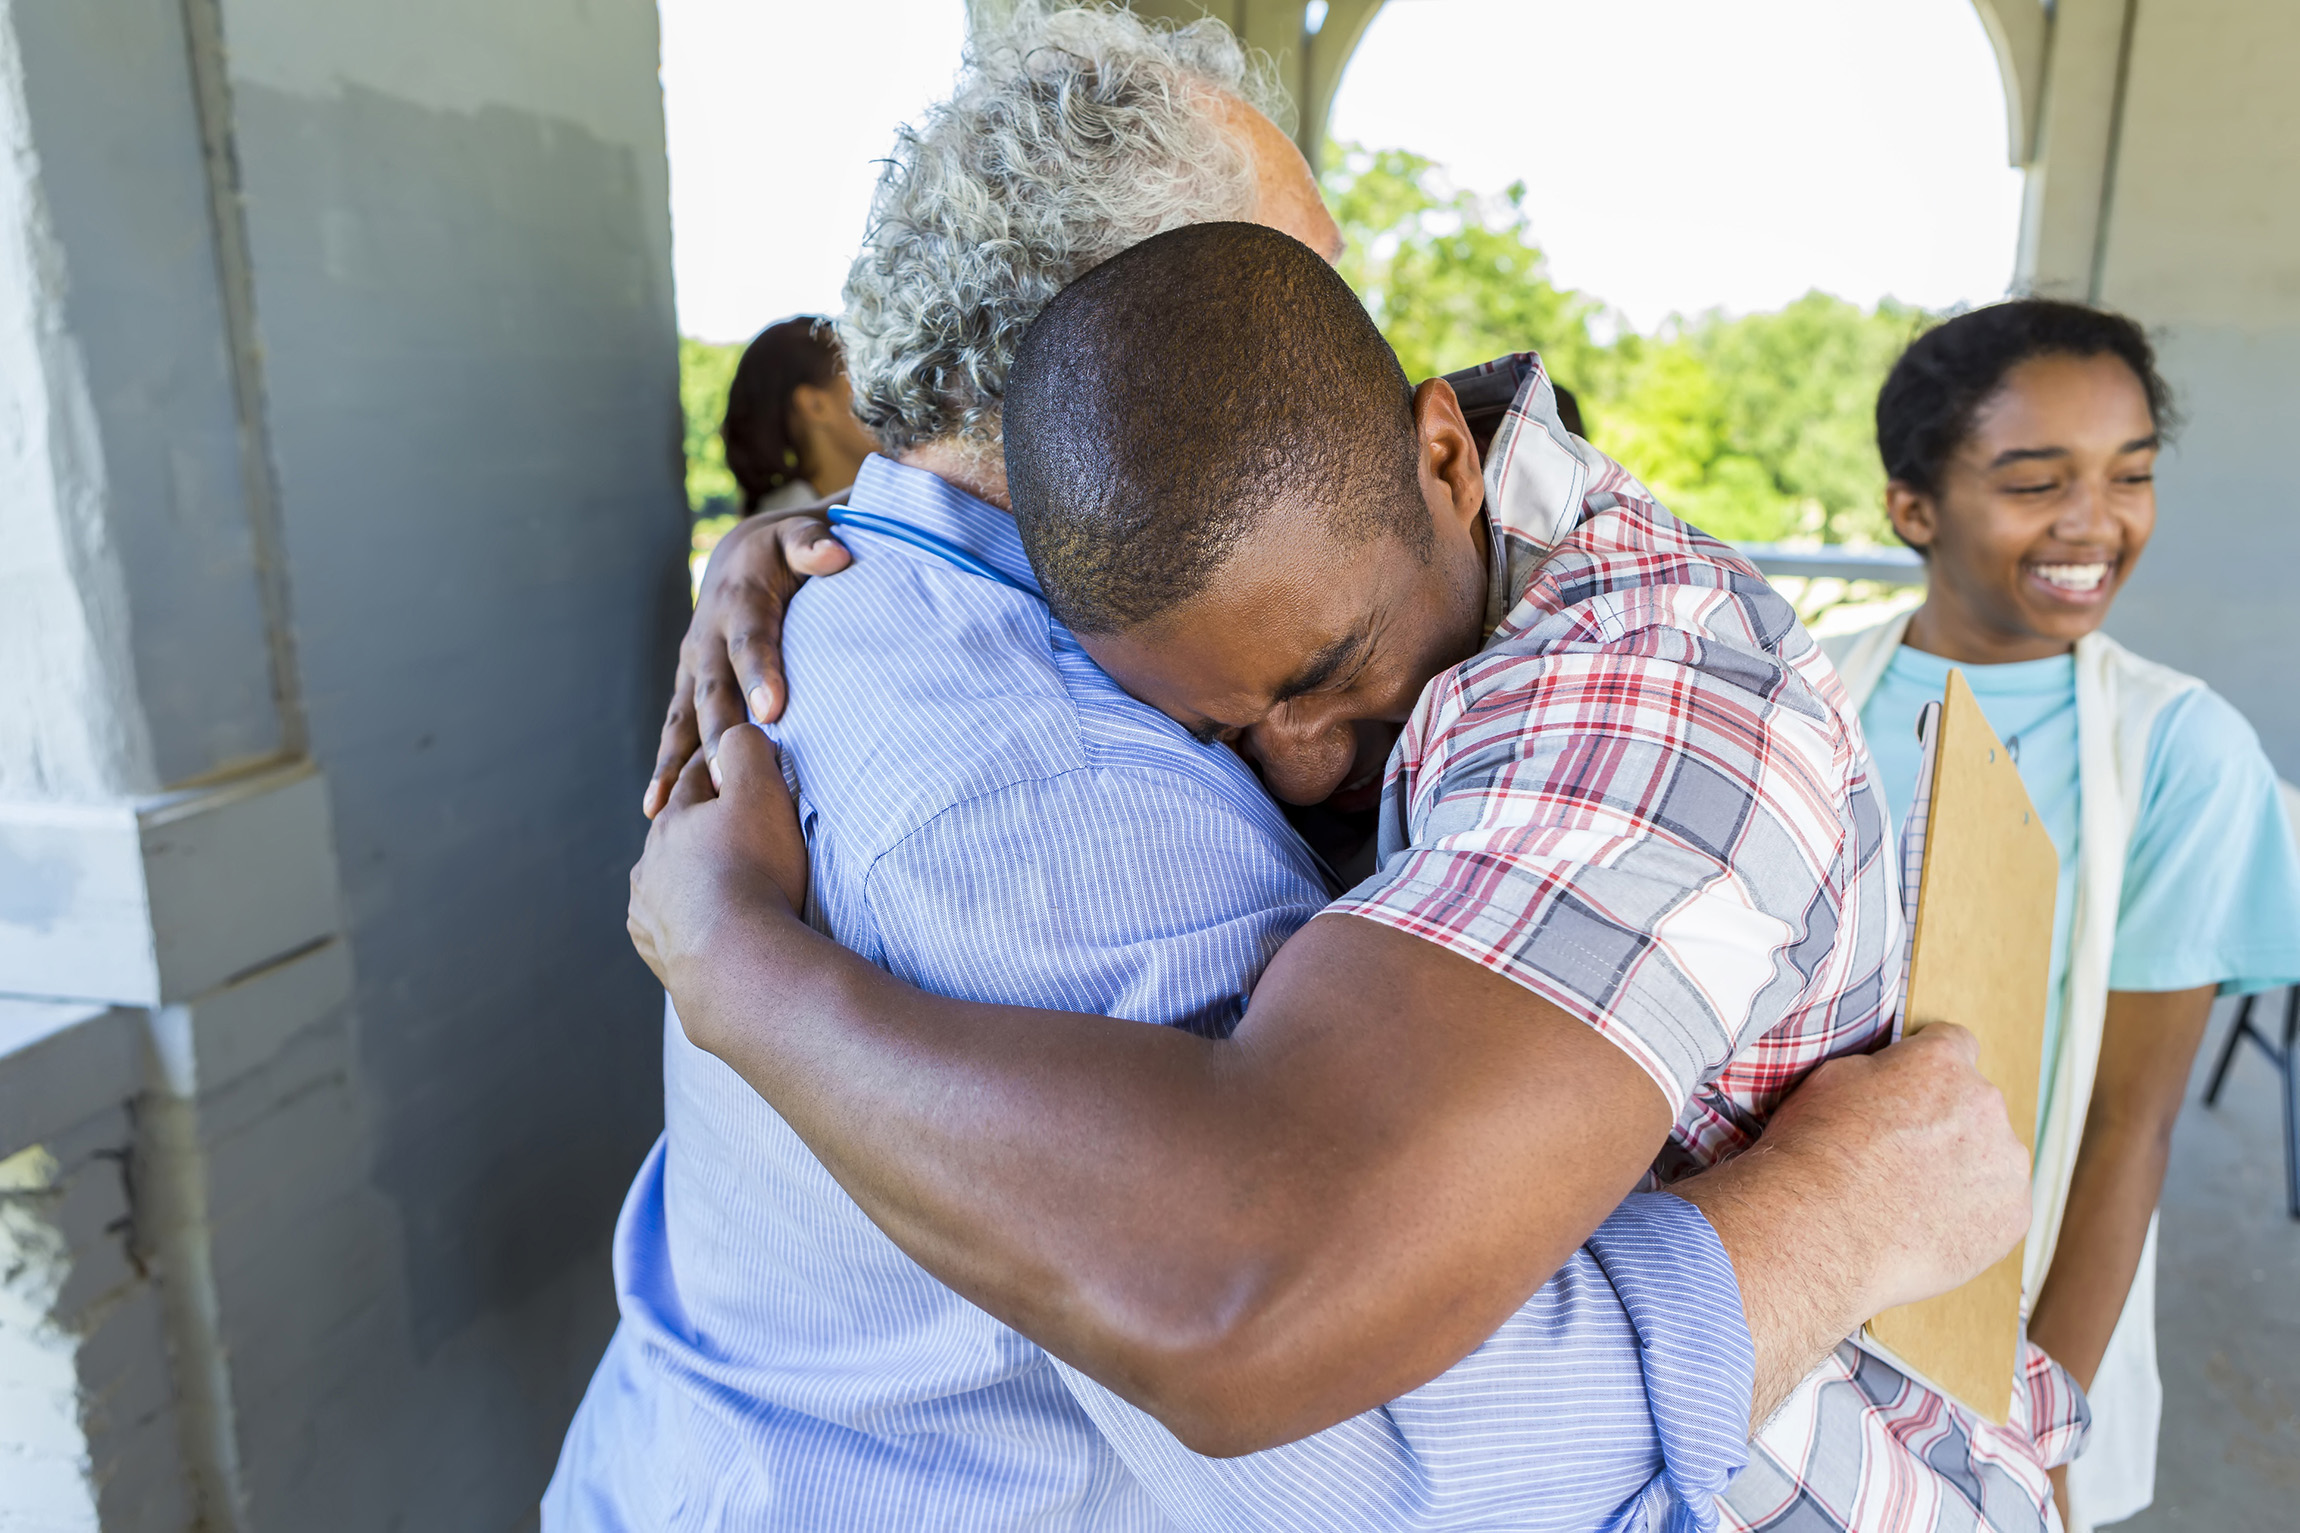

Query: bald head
[[1220, 93, 1343, 263], [1005, 222, 1426, 635]]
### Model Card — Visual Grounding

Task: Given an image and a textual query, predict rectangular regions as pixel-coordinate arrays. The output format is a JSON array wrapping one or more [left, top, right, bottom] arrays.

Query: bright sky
[[661, 0, 2023, 343], [660, 0, 969, 341], [1330, 0, 2024, 332]]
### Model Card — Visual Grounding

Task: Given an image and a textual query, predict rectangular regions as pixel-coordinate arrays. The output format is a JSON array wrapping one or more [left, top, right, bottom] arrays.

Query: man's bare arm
[[637, 728, 2032, 1452], [647, 735, 1671, 1453]]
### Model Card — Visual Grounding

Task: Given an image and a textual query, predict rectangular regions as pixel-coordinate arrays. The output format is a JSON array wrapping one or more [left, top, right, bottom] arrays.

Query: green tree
[[1322, 142, 1926, 547], [1322, 143, 1605, 398], [1682, 293, 1927, 544], [1595, 334, 1798, 543], [680, 335, 743, 512]]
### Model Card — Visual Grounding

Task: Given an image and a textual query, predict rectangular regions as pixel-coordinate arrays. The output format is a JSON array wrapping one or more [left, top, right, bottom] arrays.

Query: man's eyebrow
[[2121, 434, 2162, 454], [1271, 628, 1371, 705]]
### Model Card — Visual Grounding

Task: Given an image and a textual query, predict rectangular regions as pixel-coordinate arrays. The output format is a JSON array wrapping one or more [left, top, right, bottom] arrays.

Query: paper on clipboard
[[1861, 668, 2057, 1425]]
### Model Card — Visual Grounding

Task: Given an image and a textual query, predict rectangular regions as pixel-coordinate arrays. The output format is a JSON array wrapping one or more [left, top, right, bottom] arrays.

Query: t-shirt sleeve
[[2110, 688, 2300, 996], [862, 764, 1331, 1035], [1330, 647, 1888, 1113]]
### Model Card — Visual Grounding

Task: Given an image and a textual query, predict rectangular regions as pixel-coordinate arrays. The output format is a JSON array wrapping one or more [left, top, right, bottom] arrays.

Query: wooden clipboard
[[1861, 668, 2056, 1424]]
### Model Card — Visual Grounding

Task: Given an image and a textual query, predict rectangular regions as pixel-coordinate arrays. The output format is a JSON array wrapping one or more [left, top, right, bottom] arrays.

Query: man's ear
[[1884, 480, 1937, 555], [1411, 378, 1484, 536]]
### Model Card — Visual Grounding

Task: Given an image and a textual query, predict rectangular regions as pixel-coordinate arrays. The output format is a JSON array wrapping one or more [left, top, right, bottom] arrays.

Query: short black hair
[[1875, 298, 2176, 499], [1003, 221, 1427, 635]]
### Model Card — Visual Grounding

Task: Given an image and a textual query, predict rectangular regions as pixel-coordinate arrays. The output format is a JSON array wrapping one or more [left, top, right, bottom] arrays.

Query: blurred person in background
[[1826, 298, 2300, 1533], [724, 314, 879, 513]]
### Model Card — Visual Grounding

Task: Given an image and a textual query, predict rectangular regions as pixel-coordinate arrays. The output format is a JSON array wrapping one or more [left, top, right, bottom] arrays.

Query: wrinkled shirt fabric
[[546, 443, 1753, 1533]]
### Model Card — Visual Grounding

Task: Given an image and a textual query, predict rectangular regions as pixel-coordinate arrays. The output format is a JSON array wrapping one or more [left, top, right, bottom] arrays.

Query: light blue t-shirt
[[1862, 644, 2300, 1132]]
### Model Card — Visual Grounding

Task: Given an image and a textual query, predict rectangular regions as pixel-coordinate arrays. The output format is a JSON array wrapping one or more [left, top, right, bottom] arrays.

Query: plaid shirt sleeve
[[1724, 1337, 2087, 1530], [1331, 600, 1869, 1114]]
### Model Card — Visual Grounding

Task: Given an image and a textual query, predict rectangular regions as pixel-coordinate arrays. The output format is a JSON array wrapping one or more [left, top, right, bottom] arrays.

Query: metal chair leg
[[2282, 989, 2300, 1221], [2202, 990, 2300, 1220], [2205, 993, 2258, 1106]]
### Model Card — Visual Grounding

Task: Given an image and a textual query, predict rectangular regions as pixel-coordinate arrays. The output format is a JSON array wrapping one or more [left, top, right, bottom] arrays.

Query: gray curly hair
[[839, 2, 1289, 456]]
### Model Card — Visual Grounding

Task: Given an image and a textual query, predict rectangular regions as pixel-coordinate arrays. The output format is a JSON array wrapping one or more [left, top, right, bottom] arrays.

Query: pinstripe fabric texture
[[545, 453, 1759, 1532], [1336, 355, 2083, 1531]]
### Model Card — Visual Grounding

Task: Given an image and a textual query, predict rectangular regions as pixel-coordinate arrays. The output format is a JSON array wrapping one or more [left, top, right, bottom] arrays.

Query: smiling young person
[[1824, 300, 2300, 1531]]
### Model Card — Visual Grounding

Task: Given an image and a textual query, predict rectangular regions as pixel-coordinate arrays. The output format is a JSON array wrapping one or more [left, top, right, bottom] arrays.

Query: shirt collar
[[1450, 351, 1637, 637], [839, 453, 1042, 598]]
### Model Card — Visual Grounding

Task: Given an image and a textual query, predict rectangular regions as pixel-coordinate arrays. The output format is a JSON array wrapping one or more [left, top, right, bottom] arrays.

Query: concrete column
[[0, 6, 162, 808], [0, 0, 295, 802], [2012, 0, 2142, 299], [0, 0, 351, 1522], [2085, 0, 2300, 778], [1968, 0, 2048, 169], [2, 0, 683, 1525], [1296, 0, 1384, 171], [1972, 0, 2300, 773]]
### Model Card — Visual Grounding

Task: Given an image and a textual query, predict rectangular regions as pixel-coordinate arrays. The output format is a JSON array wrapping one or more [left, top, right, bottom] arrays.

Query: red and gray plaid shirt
[[1331, 354, 2088, 1531]]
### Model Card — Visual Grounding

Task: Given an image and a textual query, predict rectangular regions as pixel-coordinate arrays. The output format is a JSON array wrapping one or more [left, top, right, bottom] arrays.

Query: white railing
[[1737, 543, 1925, 584]]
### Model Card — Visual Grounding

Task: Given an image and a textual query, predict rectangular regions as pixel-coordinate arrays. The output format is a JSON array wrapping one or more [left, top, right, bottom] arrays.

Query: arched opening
[[1319, 0, 2021, 583]]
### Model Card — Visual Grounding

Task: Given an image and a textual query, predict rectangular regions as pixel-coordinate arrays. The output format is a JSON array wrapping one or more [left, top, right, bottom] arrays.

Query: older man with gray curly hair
[[639, 4, 1334, 773], [839, 6, 1334, 471], [573, 7, 2035, 1533]]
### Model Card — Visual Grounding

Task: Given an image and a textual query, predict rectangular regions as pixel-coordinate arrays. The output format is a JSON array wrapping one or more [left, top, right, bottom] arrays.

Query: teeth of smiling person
[[2032, 562, 2110, 592]]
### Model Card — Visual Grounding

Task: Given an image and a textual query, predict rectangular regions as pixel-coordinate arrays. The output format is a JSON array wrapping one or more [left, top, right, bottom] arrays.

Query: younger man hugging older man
[[553, 7, 2066, 1531]]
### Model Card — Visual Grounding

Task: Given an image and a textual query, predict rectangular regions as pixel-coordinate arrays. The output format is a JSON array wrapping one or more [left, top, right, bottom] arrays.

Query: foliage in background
[[681, 335, 743, 513], [672, 145, 1930, 557], [1599, 297, 1926, 543], [1326, 144, 1606, 397], [679, 336, 746, 592], [1321, 142, 1930, 546]]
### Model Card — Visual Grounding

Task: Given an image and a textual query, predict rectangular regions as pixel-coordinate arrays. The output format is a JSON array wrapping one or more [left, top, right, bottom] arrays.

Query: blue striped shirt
[[546, 455, 1754, 1532]]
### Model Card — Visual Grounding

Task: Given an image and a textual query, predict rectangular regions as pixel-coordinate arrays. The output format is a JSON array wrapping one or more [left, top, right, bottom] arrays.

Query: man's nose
[[1242, 708, 1358, 806]]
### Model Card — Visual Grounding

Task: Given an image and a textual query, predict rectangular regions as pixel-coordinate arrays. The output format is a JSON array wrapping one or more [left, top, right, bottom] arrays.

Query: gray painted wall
[[2108, 327, 2300, 779], [229, 73, 682, 1353], [4, 0, 688, 1523], [2013, 0, 2300, 779], [210, 0, 688, 1517]]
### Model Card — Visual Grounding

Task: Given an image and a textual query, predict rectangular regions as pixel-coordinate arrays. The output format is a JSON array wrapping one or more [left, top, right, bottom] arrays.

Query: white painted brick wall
[[0, 1109, 191, 1533], [3, 0, 675, 1519]]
